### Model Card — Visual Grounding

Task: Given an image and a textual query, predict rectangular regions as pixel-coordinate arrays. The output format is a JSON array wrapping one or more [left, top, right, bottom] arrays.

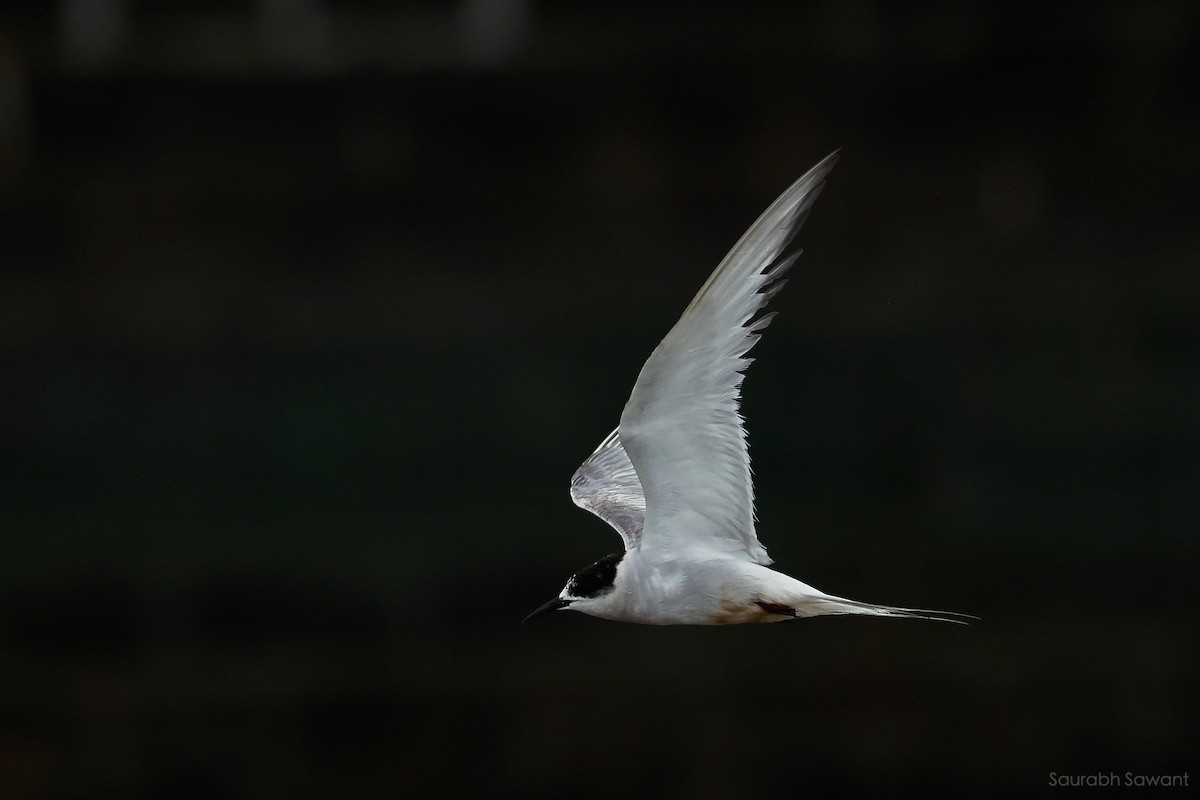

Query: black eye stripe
[[567, 552, 624, 598]]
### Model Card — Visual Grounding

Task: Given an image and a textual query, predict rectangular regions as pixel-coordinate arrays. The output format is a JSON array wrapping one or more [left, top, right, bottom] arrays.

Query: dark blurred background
[[2, 1, 1197, 797]]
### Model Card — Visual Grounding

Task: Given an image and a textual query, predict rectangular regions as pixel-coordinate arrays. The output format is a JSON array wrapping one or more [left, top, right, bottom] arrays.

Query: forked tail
[[795, 593, 978, 624]]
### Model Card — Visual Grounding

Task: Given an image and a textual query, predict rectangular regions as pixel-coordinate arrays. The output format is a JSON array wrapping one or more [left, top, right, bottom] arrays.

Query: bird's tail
[[794, 592, 977, 624]]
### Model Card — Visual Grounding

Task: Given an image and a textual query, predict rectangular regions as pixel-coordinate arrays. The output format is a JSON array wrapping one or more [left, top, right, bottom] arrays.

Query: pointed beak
[[522, 596, 571, 623]]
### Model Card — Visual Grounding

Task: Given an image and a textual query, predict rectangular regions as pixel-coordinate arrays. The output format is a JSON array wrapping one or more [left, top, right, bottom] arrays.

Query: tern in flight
[[525, 152, 968, 626]]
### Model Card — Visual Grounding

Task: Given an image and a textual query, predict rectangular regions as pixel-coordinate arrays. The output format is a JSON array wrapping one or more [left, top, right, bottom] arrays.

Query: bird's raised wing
[[569, 428, 645, 550], [618, 151, 838, 564]]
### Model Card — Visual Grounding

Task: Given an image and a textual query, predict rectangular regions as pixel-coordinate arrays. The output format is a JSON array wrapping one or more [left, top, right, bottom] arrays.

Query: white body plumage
[[566, 550, 922, 626]]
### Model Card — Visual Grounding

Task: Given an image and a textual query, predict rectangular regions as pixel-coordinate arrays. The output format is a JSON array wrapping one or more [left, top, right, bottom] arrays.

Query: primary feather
[[569, 429, 645, 550]]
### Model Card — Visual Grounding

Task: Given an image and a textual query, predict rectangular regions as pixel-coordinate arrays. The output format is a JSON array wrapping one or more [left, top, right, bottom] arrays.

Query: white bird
[[525, 152, 969, 626]]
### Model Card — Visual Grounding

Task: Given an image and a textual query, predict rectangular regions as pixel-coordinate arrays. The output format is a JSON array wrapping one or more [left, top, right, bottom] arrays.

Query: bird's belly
[[605, 566, 789, 626]]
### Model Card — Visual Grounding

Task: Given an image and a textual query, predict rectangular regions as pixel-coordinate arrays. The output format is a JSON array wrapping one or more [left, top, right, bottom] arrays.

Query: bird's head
[[523, 551, 624, 622]]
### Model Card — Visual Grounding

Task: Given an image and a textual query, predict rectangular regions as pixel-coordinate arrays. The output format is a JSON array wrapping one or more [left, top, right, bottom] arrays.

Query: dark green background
[[2, 2, 1196, 797]]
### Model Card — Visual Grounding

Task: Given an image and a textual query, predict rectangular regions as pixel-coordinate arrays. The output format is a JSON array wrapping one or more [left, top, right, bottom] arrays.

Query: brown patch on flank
[[707, 596, 797, 625], [755, 601, 797, 618]]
